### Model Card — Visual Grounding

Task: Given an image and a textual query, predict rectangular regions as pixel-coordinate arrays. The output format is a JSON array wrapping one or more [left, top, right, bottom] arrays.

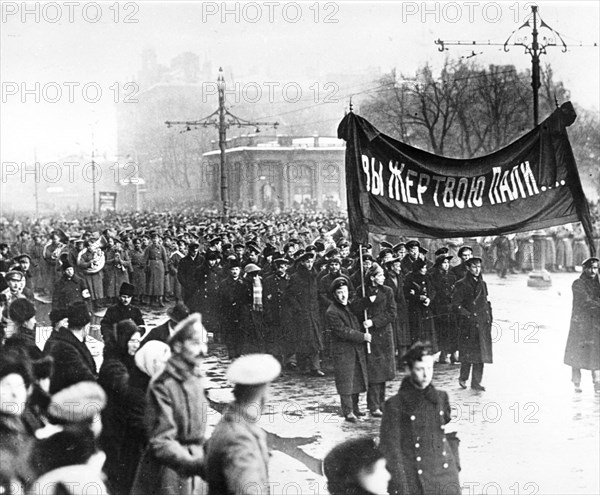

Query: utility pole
[[165, 67, 278, 222], [435, 5, 571, 127], [434, 5, 595, 288]]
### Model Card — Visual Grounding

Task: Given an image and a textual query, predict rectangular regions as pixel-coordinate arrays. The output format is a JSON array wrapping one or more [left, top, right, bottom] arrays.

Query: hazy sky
[[1, 0, 599, 164]]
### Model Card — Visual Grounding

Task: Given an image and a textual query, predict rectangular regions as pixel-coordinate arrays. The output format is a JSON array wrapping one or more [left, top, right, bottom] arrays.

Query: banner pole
[[359, 244, 371, 354]]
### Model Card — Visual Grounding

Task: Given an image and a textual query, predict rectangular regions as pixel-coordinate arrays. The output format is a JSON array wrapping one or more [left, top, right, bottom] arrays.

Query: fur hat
[[67, 301, 91, 328], [119, 282, 135, 296], [0, 349, 33, 387], [167, 302, 190, 323], [8, 298, 36, 324]]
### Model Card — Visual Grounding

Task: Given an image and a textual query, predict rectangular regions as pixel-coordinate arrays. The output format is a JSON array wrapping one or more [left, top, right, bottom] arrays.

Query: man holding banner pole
[[352, 261, 397, 417]]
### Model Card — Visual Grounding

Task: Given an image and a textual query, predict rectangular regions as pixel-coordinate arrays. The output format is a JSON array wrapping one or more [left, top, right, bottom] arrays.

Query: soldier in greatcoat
[[326, 276, 370, 422], [451, 257, 493, 391], [131, 314, 208, 495], [380, 343, 461, 495], [564, 256, 600, 393]]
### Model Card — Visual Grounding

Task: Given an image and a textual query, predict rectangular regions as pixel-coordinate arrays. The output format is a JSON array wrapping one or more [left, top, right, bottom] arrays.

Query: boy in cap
[[204, 354, 281, 495]]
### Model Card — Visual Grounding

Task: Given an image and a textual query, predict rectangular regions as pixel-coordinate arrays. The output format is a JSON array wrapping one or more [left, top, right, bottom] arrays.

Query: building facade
[[201, 134, 346, 211]]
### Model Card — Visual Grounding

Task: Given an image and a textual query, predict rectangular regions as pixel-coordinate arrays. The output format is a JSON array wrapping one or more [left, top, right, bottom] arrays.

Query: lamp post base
[[527, 269, 552, 288]]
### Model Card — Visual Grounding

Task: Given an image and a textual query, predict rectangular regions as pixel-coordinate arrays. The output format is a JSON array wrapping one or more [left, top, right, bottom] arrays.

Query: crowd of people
[[1, 207, 599, 495]]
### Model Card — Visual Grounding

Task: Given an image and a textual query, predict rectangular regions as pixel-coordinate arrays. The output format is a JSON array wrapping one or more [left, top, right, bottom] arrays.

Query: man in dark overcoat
[[404, 258, 438, 351], [326, 276, 370, 422], [380, 343, 461, 495], [100, 282, 145, 350], [384, 256, 410, 360], [564, 256, 600, 393], [430, 254, 458, 363], [43, 301, 98, 394], [195, 251, 223, 336], [262, 257, 291, 363], [218, 259, 247, 359], [351, 264, 397, 416], [283, 252, 324, 376], [177, 242, 203, 311], [451, 257, 493, 391], [51, 261, 89, 312]]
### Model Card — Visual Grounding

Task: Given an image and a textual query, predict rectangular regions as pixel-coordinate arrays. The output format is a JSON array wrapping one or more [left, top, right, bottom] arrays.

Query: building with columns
[[201, 134, 346, 211]]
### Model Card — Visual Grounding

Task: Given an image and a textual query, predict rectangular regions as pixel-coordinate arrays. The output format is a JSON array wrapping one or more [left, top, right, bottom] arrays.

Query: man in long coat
[[451, 257, 493, 391], [326, 276, 370, 422], [52, 261, 89, 312], [564, 256, 600, 393], [262, 257, 291, 363], [404, 258, 438, 351], [101, 282, 145, 350], [351, 264, 397, 416], [177, 242, 203, 311], [384, 256, 410, 360], [43, 301, 98, 394], [284, 252, 324, 376]]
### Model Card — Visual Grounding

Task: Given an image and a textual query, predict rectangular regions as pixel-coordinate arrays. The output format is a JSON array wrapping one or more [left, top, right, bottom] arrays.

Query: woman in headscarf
[[98, 319, 145, 494]]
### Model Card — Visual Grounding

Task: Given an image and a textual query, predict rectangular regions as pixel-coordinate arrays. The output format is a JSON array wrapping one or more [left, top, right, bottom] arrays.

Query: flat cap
[[329, 276, 349, 294], [226, 353, 281, 385]]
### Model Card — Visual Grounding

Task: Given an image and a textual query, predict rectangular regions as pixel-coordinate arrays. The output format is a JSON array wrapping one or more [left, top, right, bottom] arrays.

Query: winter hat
[[67, 301, 91, 328], [8, 298, 36, 324], [0, 348, 33, 387], [119, 282, 135, 296]]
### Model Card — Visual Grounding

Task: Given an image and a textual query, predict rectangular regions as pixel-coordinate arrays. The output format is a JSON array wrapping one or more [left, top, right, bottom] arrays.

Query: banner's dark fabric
[[337, 103, 595, 255]]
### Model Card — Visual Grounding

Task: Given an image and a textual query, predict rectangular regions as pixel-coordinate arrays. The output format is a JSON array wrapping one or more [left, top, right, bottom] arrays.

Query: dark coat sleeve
[[371, 288, 397, 329], [326, 305, 365, 343], [380, 396, 407, 494]]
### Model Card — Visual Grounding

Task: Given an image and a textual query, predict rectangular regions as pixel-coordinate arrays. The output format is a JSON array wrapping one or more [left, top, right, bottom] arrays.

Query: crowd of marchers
[[1, 208, 599, 495]]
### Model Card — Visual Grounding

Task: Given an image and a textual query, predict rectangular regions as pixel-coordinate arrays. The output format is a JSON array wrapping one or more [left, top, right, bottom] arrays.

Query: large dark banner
[[338, 102, 595, 255]]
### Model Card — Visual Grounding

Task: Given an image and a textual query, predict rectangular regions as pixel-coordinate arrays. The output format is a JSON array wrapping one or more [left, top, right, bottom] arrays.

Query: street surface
[[35, 271, 600, 494]]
